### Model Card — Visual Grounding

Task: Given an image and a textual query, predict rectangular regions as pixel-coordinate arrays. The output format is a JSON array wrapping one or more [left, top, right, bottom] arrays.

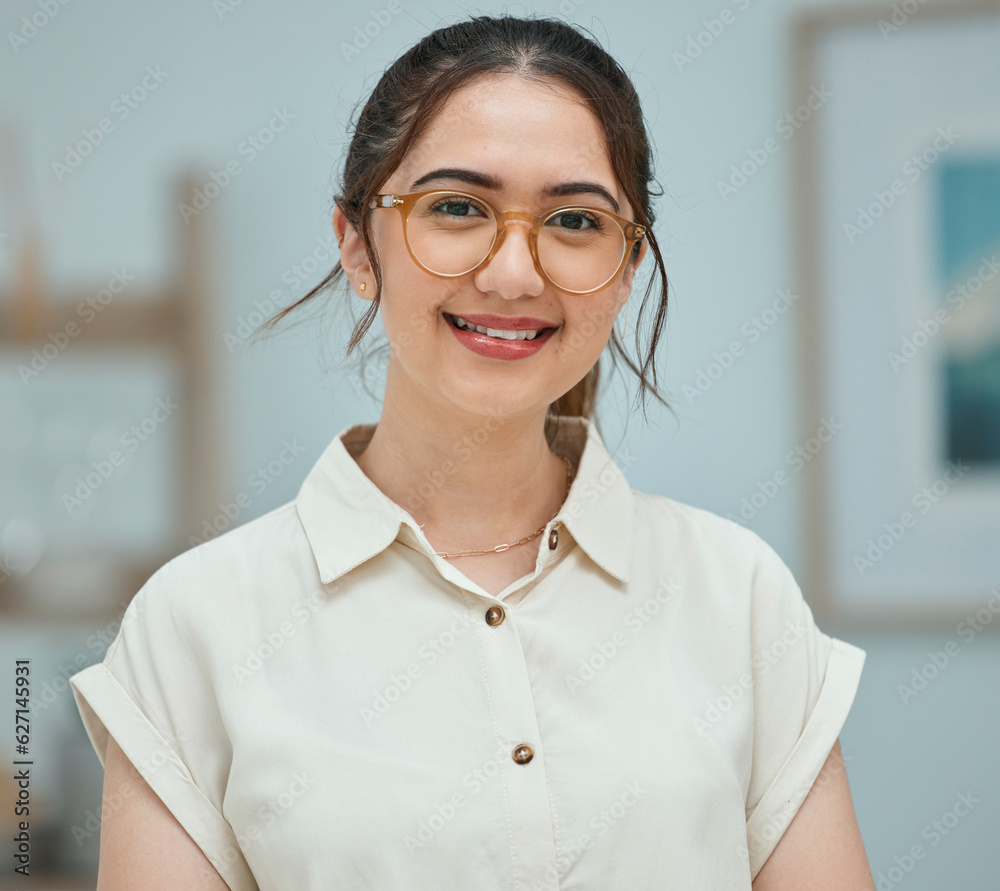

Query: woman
[[70, 15, 874, 890]]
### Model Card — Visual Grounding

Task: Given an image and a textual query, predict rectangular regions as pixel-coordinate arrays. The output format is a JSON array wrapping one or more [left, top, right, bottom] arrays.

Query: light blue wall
[[1, 0, 996, 886]]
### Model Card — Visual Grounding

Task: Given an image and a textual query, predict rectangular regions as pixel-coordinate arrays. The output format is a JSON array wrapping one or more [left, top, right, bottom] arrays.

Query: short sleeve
[[743, 535, 866, 880], [68, 561, 258, 891]]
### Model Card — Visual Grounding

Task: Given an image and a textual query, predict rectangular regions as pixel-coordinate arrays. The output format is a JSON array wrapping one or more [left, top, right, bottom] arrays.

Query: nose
[[473, 219, 546, 300]]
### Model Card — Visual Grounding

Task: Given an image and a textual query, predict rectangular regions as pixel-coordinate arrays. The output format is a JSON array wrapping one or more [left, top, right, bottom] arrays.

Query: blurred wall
[[1, 0, 997, 887]]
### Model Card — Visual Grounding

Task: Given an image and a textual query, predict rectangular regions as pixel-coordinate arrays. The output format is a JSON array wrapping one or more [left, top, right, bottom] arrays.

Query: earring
[[360, 281, 366, 291]]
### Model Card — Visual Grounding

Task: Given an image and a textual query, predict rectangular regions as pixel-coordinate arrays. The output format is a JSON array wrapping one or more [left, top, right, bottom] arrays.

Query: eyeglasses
[[369, 189, 646, 295]]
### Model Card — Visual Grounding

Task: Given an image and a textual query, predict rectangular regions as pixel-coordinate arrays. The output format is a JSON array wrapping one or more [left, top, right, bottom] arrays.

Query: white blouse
[[70, 414, 866, 890]]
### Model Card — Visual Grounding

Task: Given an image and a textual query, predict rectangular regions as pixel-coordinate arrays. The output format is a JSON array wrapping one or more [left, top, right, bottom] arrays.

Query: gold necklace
[[433, 453, 574, 558]]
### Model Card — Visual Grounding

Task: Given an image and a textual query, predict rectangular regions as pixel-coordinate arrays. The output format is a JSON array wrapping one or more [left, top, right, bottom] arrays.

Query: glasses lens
[[406, 192, 498, 276], [404, 193, 629, 292], [537, 208, 627, 293]]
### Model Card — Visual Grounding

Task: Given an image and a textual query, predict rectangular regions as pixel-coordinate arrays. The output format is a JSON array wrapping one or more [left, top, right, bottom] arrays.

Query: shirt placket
[[403, 518, 568, 890], [476, 585, 561, 891]]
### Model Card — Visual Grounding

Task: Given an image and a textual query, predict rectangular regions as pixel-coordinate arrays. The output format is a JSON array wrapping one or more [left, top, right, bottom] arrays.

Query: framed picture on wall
[[792, 0, 1000, 628]]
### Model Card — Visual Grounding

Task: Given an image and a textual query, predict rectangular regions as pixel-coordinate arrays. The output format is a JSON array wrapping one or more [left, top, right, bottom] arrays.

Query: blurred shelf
[[0, 556, 163, 625]]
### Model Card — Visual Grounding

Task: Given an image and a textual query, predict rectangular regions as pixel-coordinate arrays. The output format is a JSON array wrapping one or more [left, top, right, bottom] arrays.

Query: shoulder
[[158, 499, 304, 584], [167, 498, 304, 578], [629, 488, 780, 568], [123, 499, 312, 646], [625, 489, 798, 619]]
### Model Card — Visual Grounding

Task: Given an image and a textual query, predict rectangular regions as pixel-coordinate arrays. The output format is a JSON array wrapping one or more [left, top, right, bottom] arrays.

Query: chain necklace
[[433, 453, 574, 558]]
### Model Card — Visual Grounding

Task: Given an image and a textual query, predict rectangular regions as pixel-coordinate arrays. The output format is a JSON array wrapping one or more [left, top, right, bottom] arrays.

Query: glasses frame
[[368, 189, 646, 296]]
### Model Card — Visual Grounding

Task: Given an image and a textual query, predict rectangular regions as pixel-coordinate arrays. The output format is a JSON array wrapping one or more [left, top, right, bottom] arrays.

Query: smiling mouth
[[443, 313, 559, 341]]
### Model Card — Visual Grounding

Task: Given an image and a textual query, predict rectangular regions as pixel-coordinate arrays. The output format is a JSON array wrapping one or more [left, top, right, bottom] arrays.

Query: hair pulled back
[[256, 14, 671, 422]]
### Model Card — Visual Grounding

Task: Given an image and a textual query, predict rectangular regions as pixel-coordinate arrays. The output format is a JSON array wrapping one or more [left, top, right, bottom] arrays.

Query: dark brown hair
[[253, 14, 672, 423]]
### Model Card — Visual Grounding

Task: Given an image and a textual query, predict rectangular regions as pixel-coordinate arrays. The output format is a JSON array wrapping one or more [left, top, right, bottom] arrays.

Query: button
[[485, 605, 505, 626], [512, 744, 534, 764], [547, 527, 558, 550]]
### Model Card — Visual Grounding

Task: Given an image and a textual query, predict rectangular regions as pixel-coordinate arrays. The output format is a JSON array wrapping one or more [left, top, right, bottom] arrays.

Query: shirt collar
[[295, 414, 633, 587]]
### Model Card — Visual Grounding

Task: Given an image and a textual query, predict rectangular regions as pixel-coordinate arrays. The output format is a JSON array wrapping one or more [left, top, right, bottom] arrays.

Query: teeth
[[451, 315, 547, 341]]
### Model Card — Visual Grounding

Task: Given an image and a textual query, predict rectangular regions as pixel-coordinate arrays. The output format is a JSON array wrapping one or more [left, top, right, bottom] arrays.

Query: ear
[[333, 203, 374, 301], [634, 237, 649, 270], [616, 238, 648, 311]]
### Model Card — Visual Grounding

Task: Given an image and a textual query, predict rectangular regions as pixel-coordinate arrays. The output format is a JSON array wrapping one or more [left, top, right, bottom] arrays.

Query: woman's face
[[337, 73, 647, 422]]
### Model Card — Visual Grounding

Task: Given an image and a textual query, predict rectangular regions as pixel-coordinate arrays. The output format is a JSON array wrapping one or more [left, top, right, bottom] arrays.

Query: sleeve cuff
[[745, 637, 867, 881], [69, 662, 258, 891]]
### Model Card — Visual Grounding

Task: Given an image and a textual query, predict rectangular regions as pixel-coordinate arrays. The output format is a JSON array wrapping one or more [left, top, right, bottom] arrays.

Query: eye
[[428, 196, 489, 218], [547, 209, 605, 232]]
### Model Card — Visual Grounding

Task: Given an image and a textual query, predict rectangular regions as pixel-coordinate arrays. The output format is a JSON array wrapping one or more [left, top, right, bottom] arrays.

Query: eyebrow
[[408, 167, 621, 214]]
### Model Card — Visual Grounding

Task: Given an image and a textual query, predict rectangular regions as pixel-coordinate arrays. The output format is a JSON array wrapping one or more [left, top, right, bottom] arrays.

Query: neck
[[353, 380, 574, 554]]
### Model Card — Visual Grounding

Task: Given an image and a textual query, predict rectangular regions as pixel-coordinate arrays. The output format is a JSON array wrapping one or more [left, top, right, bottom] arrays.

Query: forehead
[[393, 73, 617, 196]]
